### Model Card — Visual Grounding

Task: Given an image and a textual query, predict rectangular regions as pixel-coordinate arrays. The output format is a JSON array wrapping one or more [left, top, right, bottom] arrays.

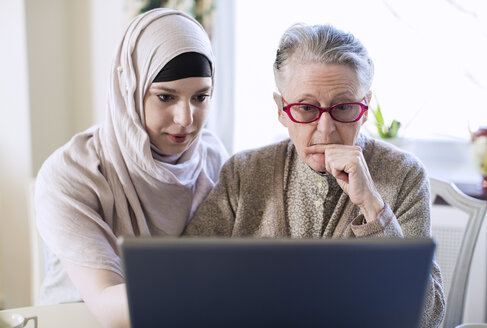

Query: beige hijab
[[35, 8, 227, 279]]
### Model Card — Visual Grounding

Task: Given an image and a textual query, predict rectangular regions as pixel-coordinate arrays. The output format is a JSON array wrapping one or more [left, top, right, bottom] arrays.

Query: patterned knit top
[[285, 144, 343, 238]]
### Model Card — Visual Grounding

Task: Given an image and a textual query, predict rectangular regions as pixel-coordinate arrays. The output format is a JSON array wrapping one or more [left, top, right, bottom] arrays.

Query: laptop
[[119, 237, 435, 328]]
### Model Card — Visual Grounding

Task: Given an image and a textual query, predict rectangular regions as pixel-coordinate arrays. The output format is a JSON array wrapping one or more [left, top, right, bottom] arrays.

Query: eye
[[157, 94, 174, 102], [194, 94, 210, 103], [334, 104, 353, 111], [293, 104, 316, 112]]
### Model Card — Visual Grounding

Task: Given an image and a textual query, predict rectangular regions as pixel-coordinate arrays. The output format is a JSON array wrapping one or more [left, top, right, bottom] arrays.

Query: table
[[0, 302, 101, 328], [456, 182, 487, 201], [434, 181, 487, 205]]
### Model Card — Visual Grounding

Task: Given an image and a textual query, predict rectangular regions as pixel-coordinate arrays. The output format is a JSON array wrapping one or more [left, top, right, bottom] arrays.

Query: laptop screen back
[[119, 237, 435, 328]]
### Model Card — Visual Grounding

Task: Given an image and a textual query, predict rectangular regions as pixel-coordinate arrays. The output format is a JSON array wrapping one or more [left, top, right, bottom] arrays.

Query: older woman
[[35, 8, 227, 328], [184, 23, 445, 327]]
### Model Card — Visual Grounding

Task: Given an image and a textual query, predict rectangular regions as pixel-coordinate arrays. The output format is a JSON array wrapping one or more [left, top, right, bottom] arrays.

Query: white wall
[[26, 0, 124, 175], [26, 0, 81, 174], [0, 0, 124, 307], [90, 0, 125, 124], [0, 0, 33, 308], [206, 0, 236, 153]]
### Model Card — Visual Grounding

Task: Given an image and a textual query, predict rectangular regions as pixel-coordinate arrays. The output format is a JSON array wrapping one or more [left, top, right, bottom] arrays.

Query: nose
[[173, 101, 193, 127], [316, 111, 336, 134]]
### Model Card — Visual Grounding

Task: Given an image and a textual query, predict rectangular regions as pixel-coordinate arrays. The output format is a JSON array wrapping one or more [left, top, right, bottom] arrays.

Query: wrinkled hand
[[304, 144, 384, 222]]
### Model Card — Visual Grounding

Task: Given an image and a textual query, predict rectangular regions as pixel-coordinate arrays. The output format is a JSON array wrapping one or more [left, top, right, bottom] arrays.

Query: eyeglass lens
[[289, 104, 363, 122]]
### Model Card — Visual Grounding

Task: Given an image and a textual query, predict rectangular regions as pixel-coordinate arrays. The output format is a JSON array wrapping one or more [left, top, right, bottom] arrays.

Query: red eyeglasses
[[282, 98, 368, 123]]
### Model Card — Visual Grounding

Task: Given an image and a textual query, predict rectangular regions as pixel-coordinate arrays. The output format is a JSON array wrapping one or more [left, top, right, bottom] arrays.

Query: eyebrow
[[332, 91, 356, 99], [295, 91, 354, 101], [150, 86, 211, 93], [151, 86, 177, 93], [333, 91, 354, 98]]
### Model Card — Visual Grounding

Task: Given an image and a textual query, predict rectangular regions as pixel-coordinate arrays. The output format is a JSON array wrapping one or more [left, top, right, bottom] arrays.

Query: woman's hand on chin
[[304, 143, 384, 222]]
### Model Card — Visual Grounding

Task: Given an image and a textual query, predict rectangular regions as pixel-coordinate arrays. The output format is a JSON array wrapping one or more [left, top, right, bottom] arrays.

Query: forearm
[[88, 284, 130, 328], [358, 191, 385, 224], [419, 263, 446, 328], [62, 261, 130, 328]]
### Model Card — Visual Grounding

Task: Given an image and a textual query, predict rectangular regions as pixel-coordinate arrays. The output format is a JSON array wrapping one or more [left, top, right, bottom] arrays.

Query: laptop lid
[[119, 237, 435, 328]]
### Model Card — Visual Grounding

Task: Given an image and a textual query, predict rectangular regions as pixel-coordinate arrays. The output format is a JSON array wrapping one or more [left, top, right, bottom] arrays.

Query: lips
[[167, 133, 190, 143]]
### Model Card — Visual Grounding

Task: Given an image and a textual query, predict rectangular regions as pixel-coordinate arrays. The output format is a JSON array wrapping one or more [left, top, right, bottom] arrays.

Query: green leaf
[[370, 101, 401, 139], [388, 120, 401, 138], [372, 103, 384, 126]]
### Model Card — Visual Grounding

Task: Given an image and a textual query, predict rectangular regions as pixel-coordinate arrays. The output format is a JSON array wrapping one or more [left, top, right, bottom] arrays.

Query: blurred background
[[1, 0, 486, 319]]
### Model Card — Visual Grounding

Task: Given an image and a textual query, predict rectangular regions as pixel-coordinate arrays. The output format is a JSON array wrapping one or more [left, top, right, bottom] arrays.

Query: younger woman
[[35, 8, 227, 327]]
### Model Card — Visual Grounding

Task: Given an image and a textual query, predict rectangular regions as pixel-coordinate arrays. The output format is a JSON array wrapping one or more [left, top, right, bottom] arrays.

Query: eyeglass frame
[[281, 96, 369, 124]]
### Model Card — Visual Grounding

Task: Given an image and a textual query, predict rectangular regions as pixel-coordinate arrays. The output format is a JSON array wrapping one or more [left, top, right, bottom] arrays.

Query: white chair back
[[430, 177, 487, 328]]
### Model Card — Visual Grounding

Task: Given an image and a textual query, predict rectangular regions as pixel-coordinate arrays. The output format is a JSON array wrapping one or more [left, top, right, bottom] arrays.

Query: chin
[[170, 145, 190, 155], [154, 143, 185, 155], [306, 153, 327, 173], [157, 136, 195, 154]]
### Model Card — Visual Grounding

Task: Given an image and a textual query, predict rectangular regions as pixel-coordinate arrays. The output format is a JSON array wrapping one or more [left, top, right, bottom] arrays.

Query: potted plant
[[371, 101, 401, 139], [471, 127, 487, 190]]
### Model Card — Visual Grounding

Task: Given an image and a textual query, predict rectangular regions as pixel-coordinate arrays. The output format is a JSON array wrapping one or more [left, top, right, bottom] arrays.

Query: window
[[231, 0, 487, 153]]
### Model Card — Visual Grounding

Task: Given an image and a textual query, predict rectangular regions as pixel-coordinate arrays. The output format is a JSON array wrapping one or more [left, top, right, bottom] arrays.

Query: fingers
[[333, 170, 349, 184], [303, 144, 363, 180], [327, 154, 352, 181], [307, 144, 360, 174], [304, 144, 330, 154], [304, 144, 382, 219], [304, 144, 360, 155], [310, 144, 367, 191]]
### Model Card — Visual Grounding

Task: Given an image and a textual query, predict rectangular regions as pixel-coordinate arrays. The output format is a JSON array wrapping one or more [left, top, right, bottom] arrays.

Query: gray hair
[[273, 23, 374, 94]]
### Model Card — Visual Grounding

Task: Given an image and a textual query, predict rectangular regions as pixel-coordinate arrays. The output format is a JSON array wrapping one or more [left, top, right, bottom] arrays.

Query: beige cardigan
[[185, 134, 445, 328]]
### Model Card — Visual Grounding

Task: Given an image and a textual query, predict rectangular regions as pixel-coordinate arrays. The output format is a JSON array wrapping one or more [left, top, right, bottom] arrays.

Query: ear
[[273, 92, 288, 127], [361, 109, 368, 125], [366, 91, 372, 104], [362, 91, 372, 126]]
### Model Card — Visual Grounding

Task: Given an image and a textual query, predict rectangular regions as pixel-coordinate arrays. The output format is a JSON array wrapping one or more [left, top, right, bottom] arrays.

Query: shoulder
[[36, 126, 105, 201], [211, 140, 290, 204], [358, 134, 429, 205], [229, 139, 290, 169], [38, 127, 100, 174], [216, 139, 290, 184], [359, 134, 426, 178]]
